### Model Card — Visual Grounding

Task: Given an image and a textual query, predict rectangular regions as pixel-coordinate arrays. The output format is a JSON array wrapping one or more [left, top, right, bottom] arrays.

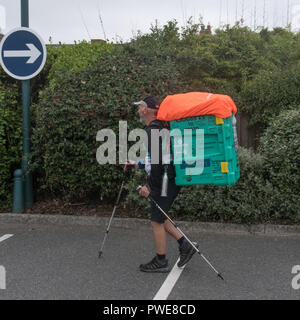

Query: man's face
[[138, 104, 146, 124]]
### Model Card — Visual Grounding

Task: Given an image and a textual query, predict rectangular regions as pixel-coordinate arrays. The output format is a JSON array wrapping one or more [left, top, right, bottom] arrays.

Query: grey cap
[[133, 96, 160, 109]]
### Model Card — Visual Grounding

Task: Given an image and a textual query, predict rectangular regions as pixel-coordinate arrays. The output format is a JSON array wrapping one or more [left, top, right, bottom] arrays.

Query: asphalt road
[[0, 220, 299, 300]]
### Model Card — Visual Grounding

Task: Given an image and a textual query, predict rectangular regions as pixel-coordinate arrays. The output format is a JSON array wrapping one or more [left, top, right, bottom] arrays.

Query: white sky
[[0, 0, 299, 44]]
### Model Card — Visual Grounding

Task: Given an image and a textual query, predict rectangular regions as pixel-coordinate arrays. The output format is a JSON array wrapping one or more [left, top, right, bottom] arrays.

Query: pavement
[[0, 213, 299, 300]]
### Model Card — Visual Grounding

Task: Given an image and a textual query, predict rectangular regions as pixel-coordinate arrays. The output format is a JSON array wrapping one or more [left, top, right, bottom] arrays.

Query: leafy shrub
[[258, 108, 300, 222], [130, 22, 300, 130], [124, 147, 279, 224], [31, 47, 186, 202], [46, 41, 115, 90], [0, 78, 22, 208], [30, 41, 115, 140], [240, 63, 300, 128]]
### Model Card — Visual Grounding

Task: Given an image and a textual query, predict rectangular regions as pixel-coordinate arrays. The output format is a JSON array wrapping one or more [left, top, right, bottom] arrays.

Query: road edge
[[0, 213, 300, 236]]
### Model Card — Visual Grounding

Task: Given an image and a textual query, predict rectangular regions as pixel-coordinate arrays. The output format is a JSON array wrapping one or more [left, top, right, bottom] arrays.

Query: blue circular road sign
[[0, 27, 47, 80]]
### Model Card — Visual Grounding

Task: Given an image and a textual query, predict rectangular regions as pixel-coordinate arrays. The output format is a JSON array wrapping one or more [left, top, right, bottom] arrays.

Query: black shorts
[[150, 183, 181, 224]]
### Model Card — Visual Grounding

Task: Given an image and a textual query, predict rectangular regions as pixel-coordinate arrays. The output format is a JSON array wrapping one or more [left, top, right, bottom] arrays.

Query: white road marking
[[153, 258, 186, 300], [0, 234, 14, 243]]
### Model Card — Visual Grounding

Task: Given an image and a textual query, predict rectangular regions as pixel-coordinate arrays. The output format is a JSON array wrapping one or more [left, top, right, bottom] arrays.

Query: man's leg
[[164, 218, 199, 268], [151, 221, 167, 255], [139, 220, 169, 273], [164, 220, 182, 240]]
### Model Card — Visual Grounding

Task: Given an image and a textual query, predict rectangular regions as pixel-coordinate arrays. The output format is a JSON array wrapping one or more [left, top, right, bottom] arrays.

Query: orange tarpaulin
[[157, 92, 237, 121]]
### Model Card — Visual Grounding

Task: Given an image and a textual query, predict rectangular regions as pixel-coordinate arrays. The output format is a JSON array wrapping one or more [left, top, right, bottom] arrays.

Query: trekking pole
[[136, 185, 225, 281], [98, 167, 131, 258]]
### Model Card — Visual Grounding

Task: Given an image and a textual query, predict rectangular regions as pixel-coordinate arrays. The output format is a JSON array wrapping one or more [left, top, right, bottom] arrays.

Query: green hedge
[[240, 63, 300, 128], [0, 41, 114, 209], [46, 41, 115, 90], [30, 41, 115, 107], [31, 47, 186, 202], [0, 78, 22, 208], [124, 108, 300, 224], [258, 108, 300, 222], [124, 147, 277, 224], [2, 23, 299, 224], [130, 22, 300, 128]]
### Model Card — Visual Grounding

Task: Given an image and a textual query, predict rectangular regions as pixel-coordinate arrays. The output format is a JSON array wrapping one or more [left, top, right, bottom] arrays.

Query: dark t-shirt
[[145, 120, 177, 195]]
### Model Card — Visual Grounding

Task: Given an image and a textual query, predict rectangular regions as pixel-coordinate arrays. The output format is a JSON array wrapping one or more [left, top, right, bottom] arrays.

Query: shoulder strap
[[148, 120, 169, 130]]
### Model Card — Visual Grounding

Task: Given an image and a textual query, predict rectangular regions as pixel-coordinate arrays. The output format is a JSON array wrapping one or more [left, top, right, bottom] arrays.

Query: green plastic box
[[170, 115, 240, 187]]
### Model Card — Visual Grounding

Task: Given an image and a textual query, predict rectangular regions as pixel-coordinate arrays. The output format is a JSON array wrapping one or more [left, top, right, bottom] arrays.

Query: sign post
[[0, 0, 46, 212], [21, 0, 32, 211]]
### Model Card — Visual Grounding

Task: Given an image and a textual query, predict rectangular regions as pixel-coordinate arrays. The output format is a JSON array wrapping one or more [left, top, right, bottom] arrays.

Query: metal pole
[[21, 0, 33, 209], [99, 167, 132, 258], [150, 193, 224, 280], [21, 0, 29, 26], [136, 186, 225, 281], [98, 179, 125, 258]]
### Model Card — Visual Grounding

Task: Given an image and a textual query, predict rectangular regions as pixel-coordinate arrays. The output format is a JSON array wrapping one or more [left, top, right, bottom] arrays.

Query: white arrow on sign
[[3, 43, 41, 64]]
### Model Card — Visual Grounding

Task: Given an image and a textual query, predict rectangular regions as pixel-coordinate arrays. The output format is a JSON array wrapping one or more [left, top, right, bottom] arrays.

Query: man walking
[[125, 96, 198, 273]]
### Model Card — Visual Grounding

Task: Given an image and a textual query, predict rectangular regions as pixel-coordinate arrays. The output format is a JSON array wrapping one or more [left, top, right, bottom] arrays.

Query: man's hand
[[139, 185, 150, 198], [124, 161, 138, 173]]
